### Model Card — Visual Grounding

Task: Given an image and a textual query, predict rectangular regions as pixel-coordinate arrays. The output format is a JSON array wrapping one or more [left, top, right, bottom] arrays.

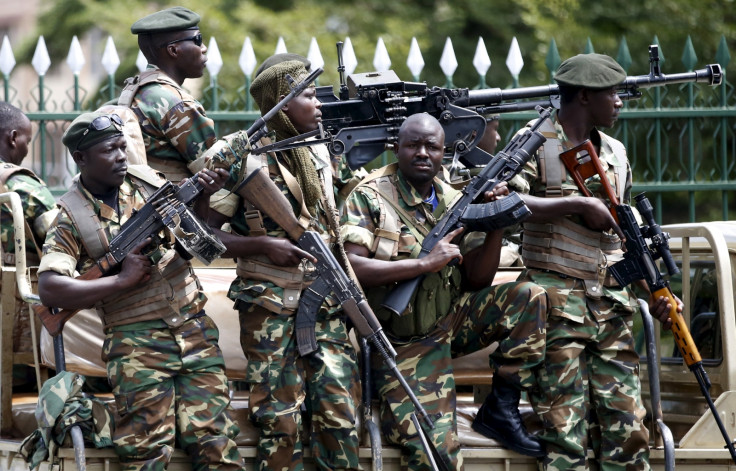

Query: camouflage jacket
[[516, 114, 639, 322], [38, 173, 206, 323], [340, 164, 467, 338], [0, 162, 58, 264], [129, 65, 216, 178]]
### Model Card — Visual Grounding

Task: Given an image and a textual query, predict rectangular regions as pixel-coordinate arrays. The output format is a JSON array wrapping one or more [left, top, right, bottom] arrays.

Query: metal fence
[[2, 32, 734, 223]]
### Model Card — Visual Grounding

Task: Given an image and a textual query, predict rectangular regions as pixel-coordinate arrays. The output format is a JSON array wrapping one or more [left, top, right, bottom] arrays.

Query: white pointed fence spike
[[101, 36, 120, 76], [307, 37, 325, 71], [506, 37, 524, 77], [275, 37, 287, 55], [239, 37, 257, 76], [343, 37, 358, 75], [439, 37, 458, 77], [373, 37, 391, 72], [136, 50, 147, 73], [0, 36, 16, 76], [206, 37, 223, 77], [66, 35, 85, 75], [31, 36, 51, 76], [473, 37, 491, 76], [406, 37, 424, 78]]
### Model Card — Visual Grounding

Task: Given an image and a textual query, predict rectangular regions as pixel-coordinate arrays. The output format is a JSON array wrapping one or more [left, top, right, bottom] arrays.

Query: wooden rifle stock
[[559, 140, 620, 223], [33, 264, 106, 337]]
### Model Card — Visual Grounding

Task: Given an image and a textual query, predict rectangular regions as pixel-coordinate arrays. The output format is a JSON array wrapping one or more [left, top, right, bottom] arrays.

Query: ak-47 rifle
[[381, 106, 551, 317], [233, 164, 449, 470], [34, 67, 325, 337], [255, 44, 722, 172], [561, 141, 736, 465]]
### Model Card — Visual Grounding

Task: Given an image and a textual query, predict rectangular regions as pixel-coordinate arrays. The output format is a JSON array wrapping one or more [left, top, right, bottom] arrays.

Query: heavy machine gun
[[255, 44, 722, 172]]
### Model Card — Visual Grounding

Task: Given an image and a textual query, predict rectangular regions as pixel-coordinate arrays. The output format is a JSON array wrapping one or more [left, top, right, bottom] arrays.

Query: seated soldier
[[340, 112, 548, 470], [37, 111, 244, 470]]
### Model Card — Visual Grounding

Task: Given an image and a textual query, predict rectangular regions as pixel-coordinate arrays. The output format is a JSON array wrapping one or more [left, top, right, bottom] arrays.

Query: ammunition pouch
[[236, 255, 317, 311]]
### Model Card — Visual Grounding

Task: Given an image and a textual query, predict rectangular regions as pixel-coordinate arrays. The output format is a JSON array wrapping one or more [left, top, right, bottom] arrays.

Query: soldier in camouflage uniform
[[340, 113, 548, 470], [513, 53, 675, 471], [121, 7, 216, 183], [0, 102, 58, 389], [205, 58, 361, 471], [37, 111, 244, 471]]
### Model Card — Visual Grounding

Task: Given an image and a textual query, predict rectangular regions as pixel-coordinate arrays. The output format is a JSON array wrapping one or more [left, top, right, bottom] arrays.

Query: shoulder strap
[[536, 118, 566, 197], [602, 135, 628, 202], [117, 69, 163, 107], [58, 181, 109, 261], [126, 164, 166, 197]]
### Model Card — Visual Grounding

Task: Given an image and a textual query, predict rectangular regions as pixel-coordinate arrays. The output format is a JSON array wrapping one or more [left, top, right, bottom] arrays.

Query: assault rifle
[[233, 165, 448, 470], [611, 195, 736, 465], [381, 106, 551, 317], [34, 67, 325, 337], [255, 44, 722, 172]]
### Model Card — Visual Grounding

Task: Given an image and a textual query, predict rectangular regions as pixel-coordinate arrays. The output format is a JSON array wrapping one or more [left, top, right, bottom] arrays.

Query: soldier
[[205, 57, 362, 470], [512, 53, 676, 470], [36, 111, 244, 470], [340, 113, 548, 470], [0, 102, 58, 390], [121, 6, 216, 182]]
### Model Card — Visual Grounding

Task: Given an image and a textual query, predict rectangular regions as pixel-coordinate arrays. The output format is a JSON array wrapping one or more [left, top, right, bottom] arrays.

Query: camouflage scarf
[[250, 60, 321, 216]]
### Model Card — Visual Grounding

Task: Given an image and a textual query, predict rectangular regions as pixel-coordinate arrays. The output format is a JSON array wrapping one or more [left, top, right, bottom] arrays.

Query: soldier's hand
[[649, 293, 680, 331], [423, 227, 464, 272], [118, 238, 153, 288], [580, 197, 625, 240], [265, 238, 318, 266], [197, 168, 229, 196], [482, 181, 509, 202]]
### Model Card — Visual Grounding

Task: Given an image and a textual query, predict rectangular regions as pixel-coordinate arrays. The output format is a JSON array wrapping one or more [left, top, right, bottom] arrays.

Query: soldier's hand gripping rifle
[[33, 67, 325, 337], [561, 141, 736, 464], [233, 164, 449, 468], [259, 44, 721, 171], [380, 106, 550, 317]]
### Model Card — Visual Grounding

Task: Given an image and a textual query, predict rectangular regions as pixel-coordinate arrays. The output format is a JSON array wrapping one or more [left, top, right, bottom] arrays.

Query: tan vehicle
[[0, 186, 734, 470]]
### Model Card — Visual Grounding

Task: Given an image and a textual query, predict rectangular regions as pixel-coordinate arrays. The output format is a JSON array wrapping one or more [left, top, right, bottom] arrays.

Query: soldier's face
[[587, 87, 622, 129], [396, 118, 445, 187], [477, 119, 501, 156], [282, 86, 322, 133], [170, 29, 208, 78], [77, 136, 128, 194]]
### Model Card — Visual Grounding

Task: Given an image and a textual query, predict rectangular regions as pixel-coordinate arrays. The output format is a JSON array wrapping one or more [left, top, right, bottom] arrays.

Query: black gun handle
[[382, 274, 424, 316]]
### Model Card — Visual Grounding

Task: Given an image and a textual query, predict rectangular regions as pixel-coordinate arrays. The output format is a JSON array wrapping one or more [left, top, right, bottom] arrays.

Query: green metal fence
[[4, 34, 734, 224]]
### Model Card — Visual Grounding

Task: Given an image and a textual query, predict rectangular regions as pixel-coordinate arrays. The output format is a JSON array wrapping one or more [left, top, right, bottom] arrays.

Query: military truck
[[0, 185, 734, 470]]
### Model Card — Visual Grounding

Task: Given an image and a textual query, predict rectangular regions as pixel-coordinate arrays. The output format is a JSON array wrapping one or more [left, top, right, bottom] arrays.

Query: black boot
[[472, 376, 545, 457]]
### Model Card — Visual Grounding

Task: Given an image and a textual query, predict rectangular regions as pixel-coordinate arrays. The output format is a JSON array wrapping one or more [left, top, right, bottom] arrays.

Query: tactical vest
[[234, 142, 335, 312], [356, 164, 464, 339], [521, 119, 627, 297], [118, 68, 206, 182], [58, 165, 203, 329], [0, 163, 56, 266]]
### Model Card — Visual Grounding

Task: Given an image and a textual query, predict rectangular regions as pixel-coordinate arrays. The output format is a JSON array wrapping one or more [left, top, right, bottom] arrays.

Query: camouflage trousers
[[529, 312, 650, 471], [372, 281, 547, 471], [239, 303, 362, 471], [102, 313, 244, 471]]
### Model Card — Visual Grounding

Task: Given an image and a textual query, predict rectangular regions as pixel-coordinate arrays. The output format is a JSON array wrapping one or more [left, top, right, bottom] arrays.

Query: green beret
[[255, 53, 311, 78], [62, 111, 124, 152], [131, 6, 200, 35], [554, 53, 626, 89]]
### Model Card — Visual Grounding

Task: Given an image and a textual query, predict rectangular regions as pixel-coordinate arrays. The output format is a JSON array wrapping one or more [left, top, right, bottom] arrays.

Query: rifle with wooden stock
[[233, 165, 448, 470], [561, 140, 736, 464], [33, 67, 325, 337]]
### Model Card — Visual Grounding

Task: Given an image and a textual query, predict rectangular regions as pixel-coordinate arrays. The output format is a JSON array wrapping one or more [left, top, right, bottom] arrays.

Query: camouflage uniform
[[126, 65, 216, 182], [0, 162, 57, 362], [204, 131, 362, 471], [38, 170, 243, 471], [516, 115, 650, 471], [340, 163, 547, 471]]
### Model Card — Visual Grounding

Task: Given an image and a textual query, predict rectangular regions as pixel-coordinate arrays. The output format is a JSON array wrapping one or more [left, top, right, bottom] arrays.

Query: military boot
[[471, 376, 545, 457]]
